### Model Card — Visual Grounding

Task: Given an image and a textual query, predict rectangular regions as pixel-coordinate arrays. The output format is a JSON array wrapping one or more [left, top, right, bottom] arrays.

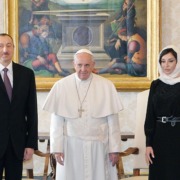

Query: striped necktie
[[3, 68, 12, 101]]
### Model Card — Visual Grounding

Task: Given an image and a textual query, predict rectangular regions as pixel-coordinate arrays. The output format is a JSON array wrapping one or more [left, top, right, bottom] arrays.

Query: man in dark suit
[[0, 33, 38, 180]]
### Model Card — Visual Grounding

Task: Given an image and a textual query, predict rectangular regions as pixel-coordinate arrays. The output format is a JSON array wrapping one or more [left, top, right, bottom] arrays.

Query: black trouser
[[0, 139, 23, 180]]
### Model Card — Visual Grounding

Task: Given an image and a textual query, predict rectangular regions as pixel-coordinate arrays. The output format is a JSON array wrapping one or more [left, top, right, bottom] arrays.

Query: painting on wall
[[7, 0, 160, 90]]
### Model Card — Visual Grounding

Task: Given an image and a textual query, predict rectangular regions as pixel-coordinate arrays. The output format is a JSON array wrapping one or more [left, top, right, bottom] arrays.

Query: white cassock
[[43, 73, 123, 180]]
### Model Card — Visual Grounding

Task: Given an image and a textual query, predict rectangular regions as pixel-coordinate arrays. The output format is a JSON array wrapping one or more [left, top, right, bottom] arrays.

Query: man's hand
[[23, 148, 34, 161], [54, 153, 64, 165], [109, 152, 119, 166]]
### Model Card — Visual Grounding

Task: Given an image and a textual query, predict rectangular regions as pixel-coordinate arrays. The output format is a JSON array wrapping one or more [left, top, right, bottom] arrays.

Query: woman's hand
[[145, 146, 155, 165]]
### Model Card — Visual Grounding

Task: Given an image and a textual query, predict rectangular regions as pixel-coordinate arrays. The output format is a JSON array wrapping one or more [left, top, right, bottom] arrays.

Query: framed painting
[[5, 0, 160, 91]]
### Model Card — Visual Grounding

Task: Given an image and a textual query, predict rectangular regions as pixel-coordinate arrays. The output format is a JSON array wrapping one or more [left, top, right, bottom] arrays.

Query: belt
[[157, 116, 180, 127]]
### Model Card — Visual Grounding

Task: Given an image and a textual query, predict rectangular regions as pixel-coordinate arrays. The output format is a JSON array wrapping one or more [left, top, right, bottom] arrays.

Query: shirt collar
[[0, 62, 13, 74]]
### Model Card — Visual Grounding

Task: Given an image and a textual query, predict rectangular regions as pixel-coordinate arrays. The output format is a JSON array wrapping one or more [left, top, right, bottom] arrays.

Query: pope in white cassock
[[43, 49, 123, 180]]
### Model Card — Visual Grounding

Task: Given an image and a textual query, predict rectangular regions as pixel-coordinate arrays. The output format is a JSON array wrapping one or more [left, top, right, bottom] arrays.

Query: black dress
[[144, 79, 180, 180]]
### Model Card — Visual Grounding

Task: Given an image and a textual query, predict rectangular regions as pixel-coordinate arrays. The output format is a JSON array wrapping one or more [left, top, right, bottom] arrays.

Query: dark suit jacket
[[0, 62, 38, 160]]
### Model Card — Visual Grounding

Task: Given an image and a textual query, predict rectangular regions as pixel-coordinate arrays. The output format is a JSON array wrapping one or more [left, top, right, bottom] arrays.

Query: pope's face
[[0, 35, 14, 66], [73, 52, 95, 80]]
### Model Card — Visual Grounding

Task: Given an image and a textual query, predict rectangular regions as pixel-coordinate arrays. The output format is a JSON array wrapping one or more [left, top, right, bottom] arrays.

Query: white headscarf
[[158, 45, 180, 85]]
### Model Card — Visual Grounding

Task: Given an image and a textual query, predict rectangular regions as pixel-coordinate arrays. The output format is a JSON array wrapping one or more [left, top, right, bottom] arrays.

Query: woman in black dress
[[144, 45, 180, 180]]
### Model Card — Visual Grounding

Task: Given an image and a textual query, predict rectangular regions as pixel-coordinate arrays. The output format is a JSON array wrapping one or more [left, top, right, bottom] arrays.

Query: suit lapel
[[11, 62, 20, 102], [0, 74, 7, 95]]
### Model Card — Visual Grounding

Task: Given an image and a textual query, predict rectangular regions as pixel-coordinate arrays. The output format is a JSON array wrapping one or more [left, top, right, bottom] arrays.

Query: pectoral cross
[[78, 106, 84, 118]]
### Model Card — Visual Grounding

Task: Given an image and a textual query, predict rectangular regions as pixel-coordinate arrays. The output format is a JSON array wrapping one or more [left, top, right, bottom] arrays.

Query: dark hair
[[159, 48, 177, 64], [0, 33, 14, 44]]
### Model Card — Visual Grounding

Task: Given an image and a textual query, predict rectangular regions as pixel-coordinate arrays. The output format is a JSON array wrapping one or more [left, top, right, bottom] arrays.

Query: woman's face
[[160, 52, 177, 75]]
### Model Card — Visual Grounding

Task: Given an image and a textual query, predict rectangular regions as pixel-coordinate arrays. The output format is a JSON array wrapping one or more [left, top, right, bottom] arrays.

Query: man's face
[[0, 35, 14, 66], [73, 52, 95, 80]]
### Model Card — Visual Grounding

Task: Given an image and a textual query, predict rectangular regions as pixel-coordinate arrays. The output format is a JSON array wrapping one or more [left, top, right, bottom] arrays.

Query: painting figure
[[126, 30, 146, 76], [18, 0, 147, 77], [19, 0, 65, 77], [101, 0, 146, 76], [30, 0, 50, 25], [99, 28, 128, 74], [100, 26, 146, 76], [37, 15, 62, 53], [110, 0, 136, 37], [19, 25, 70, 77]]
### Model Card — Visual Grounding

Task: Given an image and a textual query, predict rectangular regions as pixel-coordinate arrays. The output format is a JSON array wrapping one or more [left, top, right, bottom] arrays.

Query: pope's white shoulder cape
[[43, 73, 123, 118]]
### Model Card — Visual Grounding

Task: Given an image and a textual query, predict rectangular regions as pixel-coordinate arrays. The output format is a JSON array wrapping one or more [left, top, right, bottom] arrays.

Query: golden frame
[[5, 0, 160, 91]]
